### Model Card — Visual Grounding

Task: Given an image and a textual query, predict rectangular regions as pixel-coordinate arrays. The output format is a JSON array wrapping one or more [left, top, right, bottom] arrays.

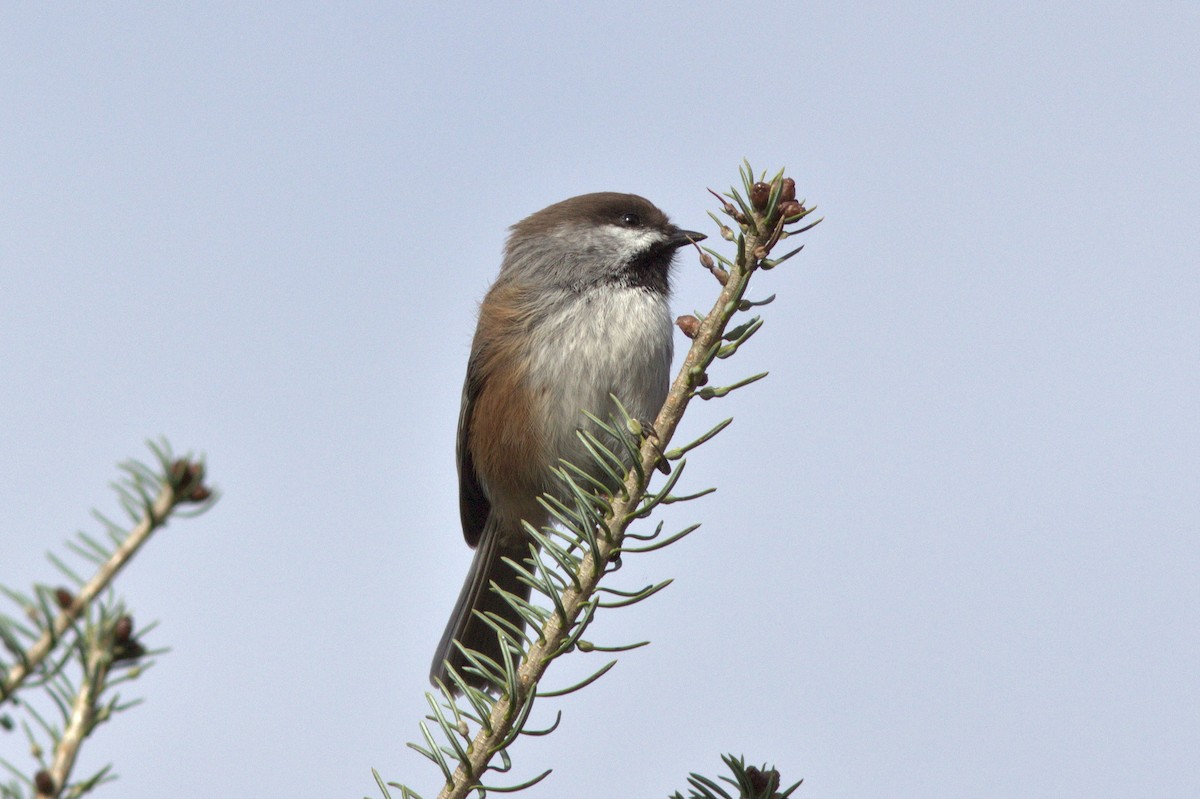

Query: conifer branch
[[1, 446, 211, 704], [386, 165, 819, 799], [0, 442, 217, 799]]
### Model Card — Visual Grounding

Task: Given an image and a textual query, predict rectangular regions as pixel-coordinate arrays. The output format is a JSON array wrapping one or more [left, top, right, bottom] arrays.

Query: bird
[[429, 192, 704, 691]]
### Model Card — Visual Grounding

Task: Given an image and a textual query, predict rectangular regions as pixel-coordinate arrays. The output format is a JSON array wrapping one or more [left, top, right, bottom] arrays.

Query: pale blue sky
[[2, 3, 1197, 798]]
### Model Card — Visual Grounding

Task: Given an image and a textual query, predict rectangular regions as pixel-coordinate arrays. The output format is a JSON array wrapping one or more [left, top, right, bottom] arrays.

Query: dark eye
[[620, 212, 641, 226]]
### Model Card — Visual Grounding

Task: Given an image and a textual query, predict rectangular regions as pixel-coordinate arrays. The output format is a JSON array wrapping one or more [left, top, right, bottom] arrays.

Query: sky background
[[2, 3, 1197, 798]]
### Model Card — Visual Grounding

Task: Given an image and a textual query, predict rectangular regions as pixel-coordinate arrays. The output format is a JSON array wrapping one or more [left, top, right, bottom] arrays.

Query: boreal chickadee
[[430, 192, 704, 690]]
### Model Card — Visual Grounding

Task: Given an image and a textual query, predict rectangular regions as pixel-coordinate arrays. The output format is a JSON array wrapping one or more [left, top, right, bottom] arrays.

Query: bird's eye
[[620, 212, 641, 226]]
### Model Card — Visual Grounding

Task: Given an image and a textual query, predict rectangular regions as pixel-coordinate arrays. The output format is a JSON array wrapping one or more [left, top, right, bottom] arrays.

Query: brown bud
[[187, 485, 212, 502], [114, 615, 133, 644], [113, 638, 146, 663], [745, 765, 782, 796], [34, 770, 54, 795], [749, 181, 771, 210], [675, 315, 701, 339], [780, 177, 796, 203], [170, 459, 205, 491], [54, 587, 74, 610], [778, 201, 805, 222]]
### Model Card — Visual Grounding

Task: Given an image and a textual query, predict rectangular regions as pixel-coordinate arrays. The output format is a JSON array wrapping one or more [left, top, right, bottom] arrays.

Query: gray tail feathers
[[429, 522, 531, 692]]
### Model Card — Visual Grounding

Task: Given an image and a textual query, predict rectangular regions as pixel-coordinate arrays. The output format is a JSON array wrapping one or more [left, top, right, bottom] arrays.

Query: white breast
[[526, 287, 673, 481]]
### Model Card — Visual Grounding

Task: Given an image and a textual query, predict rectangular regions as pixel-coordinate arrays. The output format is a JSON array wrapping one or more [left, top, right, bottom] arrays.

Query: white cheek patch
[[566, 224, 667, 263], [603, 224, 667, 261]]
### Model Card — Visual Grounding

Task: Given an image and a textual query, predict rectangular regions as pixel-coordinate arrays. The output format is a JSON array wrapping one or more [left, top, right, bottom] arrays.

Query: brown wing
[[456, 350, 491, 548]]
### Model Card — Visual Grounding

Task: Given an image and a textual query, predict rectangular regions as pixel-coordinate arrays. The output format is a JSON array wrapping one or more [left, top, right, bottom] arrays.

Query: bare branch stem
[[35, 635, 114, 799]]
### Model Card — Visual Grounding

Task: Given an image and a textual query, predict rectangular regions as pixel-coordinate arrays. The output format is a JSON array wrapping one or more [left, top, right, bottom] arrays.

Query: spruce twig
[[1, 447, 212, 703], [388, 166, 819, 799], [0, 442, 217, 799]]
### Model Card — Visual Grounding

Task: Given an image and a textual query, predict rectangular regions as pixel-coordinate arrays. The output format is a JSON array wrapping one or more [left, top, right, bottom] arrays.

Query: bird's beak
[[668, 228, 707, 249]]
